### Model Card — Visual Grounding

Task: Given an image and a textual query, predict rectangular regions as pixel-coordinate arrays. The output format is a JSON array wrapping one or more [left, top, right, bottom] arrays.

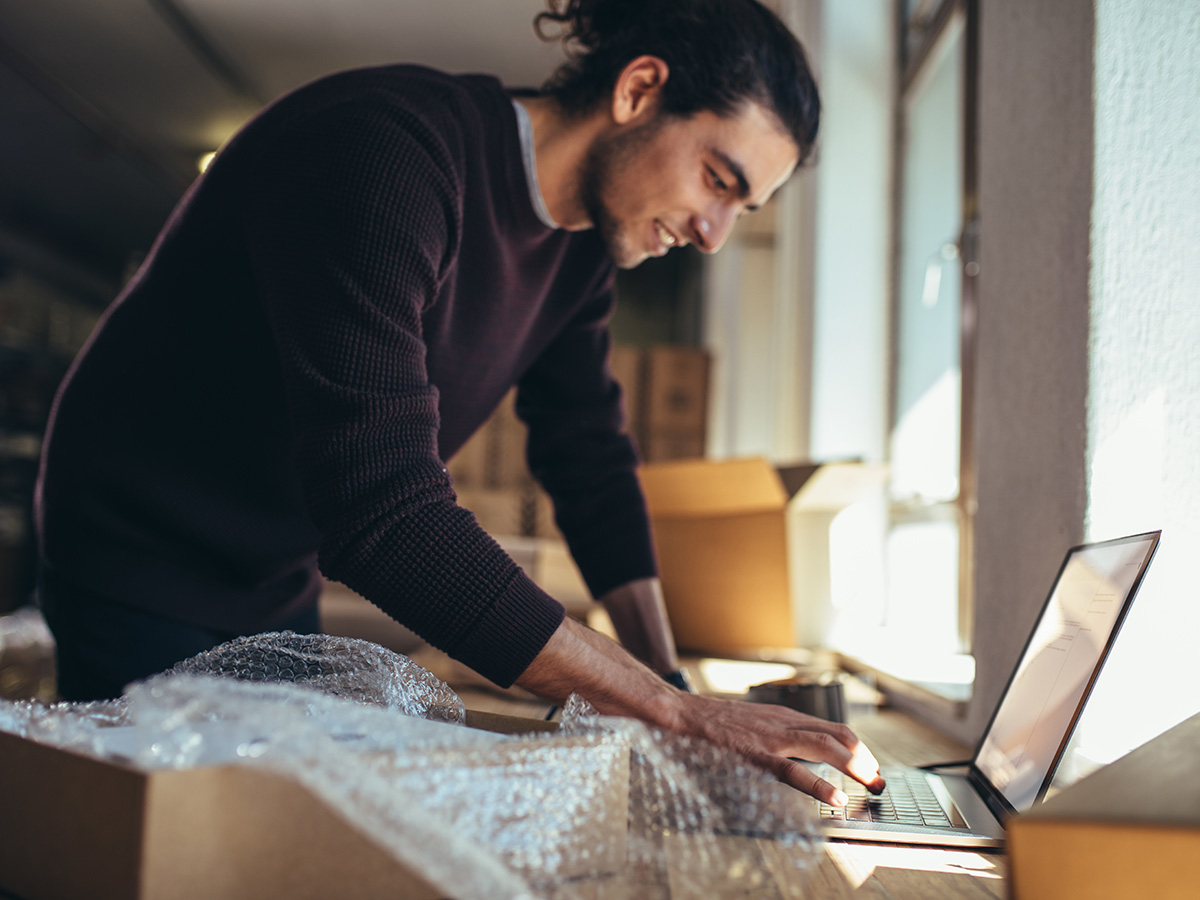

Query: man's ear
[[610, 55, 670, 125]]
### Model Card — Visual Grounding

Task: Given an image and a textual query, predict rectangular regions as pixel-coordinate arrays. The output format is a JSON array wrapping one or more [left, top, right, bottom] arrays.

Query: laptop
[[803, 530, 1161, 848]]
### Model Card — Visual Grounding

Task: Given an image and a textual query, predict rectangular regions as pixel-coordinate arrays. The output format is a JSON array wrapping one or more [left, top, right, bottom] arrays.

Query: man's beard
[[578, 115, 668, 269]]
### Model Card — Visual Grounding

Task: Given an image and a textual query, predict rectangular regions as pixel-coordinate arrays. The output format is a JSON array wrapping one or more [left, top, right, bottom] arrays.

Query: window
[[827, 0, 979, 698]]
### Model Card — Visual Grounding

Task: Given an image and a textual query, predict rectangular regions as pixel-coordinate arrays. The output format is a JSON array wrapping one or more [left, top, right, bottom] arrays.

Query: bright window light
[[889, 370, 961, 502], [696, 659, 797, 695]]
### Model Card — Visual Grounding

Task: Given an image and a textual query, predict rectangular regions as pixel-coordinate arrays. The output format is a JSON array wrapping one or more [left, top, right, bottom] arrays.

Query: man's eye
[[709, 168, 728, 192]]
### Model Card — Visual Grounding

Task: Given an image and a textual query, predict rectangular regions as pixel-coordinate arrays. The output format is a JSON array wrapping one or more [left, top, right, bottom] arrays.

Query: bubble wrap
[[0, 633, 822, 898], [167, 630, 466, 722]]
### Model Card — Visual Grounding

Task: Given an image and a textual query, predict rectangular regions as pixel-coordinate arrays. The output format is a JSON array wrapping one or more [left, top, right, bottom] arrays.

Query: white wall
[[1073, 0, 1200, 764]]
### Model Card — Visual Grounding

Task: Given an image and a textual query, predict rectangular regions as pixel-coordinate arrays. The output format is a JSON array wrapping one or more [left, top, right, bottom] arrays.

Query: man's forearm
[[516, 614, 681, 726], [514, 615, 887, 806], [596, 577, 681, 676]]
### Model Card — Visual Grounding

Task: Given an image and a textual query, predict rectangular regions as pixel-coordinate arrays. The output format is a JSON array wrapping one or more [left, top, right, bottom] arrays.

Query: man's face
[[580, 102, 800, 269]]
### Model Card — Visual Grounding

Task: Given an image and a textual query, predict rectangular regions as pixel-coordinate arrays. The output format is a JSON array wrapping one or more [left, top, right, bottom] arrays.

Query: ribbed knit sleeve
[[237, 95, 565, 687], [517, 274, 659, 599]]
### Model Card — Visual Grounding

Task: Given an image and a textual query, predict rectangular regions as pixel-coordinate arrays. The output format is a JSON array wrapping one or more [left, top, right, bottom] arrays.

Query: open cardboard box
[[639, 457, 886, 656], [0, 710, 628, 900], [1007, 712, 1200, 900]]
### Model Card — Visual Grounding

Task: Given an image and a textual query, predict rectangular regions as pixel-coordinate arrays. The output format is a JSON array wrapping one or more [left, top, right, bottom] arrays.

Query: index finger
[[782, 721, 886, 796]]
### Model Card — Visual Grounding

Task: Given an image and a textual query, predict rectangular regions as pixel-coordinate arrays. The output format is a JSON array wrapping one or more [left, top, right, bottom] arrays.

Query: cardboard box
[[609, 344, 644, 431], [319, 579, 424, 656], [639, 457, 888, 655], [1007, 712, 1200, 900], [528, 485, 560, 540], [642, 346, 710, 434], [445, 390, 531, 491], [639, 457, 796, 654], [0, 727, 444, 900], [484, 390, 529, 489], [445, 426, 490, 489], [494, 535, 593, 620], [534, 538, 593, 618], [642, 430, 707, 462], [0, 711, 631, 900], [454, 486, 525, 538], [779, 461, 888, 648], [490, 423, 531, 490]]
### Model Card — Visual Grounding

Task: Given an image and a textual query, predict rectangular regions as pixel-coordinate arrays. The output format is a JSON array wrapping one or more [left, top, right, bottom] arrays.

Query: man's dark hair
[[535, 0, 820, 163]]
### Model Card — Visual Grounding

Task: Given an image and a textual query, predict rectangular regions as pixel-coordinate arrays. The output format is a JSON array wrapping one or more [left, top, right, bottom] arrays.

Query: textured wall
[[1078, 0, 1200, 757]]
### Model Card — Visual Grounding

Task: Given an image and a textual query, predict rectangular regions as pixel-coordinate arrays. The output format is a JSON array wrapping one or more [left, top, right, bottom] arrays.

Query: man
[[36, 0, 884, 805]]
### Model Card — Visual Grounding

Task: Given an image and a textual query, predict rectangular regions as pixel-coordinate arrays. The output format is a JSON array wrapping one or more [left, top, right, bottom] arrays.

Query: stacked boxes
[[446, 390, 550, 540], [446, 342, 712, 535], [445, 390, 589, 613], [613, 344, 711, 464], [608, 344, 643, 436], [444, 345, 709, 615]]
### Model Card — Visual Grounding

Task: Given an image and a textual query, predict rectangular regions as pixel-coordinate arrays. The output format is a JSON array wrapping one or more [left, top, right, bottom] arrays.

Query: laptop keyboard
[[819, 766, 966, 828]]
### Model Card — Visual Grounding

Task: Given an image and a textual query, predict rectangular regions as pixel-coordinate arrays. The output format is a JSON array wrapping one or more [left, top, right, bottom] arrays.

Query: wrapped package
[[0, 632, 821, 899]]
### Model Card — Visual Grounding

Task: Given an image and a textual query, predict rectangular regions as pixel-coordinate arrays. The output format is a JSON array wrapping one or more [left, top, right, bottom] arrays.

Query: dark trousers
[[40, 568, 320, 702]]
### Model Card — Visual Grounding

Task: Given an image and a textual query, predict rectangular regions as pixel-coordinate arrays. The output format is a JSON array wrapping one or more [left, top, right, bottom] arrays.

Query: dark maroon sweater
[[36, 65, 657, 687]]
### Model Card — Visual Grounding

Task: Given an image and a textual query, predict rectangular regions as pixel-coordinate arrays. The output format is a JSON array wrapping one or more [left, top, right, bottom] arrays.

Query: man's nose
[[690, 207, 738, 254]]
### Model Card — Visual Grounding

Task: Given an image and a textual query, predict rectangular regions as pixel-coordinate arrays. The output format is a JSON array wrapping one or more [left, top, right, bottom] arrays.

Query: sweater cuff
[[453, 570, 566, 688]]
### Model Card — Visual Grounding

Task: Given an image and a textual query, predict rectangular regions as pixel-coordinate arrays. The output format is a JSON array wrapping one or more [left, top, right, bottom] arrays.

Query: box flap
[[1017, 711, 1200, 828], [792, 462, 889, 511], [776, 463, 821, 500], [464, 708, 559, 736], [0, 729, 148, 900], [639, 457, 788, 517]]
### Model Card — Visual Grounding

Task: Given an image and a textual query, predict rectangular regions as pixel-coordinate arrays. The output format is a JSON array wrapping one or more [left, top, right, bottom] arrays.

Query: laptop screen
[[973, 532, 1159, 811]]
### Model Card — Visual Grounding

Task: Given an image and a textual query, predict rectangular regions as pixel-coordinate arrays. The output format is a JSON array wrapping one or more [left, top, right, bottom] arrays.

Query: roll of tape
[[746, 673, 847, 723]]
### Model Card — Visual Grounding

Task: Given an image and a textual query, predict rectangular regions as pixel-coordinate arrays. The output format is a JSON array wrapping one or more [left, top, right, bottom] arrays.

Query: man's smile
[[653, 219, 678, 254]]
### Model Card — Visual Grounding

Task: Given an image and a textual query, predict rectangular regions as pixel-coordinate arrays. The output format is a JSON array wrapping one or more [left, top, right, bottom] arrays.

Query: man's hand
[[671, 692, 887, 806], [516, 615, 884, 806]]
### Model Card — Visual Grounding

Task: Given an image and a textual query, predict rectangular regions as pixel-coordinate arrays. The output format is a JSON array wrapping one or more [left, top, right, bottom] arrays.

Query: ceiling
[[0, 0, 567, 294]]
